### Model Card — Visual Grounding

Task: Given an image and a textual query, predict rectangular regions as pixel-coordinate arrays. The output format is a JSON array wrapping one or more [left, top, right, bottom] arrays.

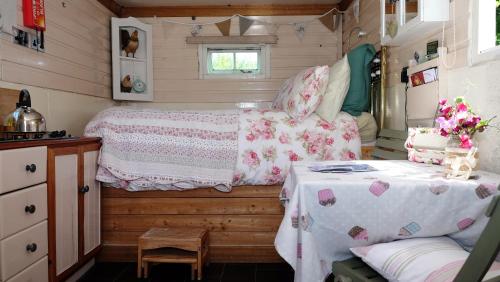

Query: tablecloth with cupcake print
[[274, 160, 500, 282]]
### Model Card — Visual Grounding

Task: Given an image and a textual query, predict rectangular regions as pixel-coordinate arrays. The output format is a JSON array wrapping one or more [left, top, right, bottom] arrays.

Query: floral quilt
[[233, 109, 361, 186], [84, 107, 239, 191]]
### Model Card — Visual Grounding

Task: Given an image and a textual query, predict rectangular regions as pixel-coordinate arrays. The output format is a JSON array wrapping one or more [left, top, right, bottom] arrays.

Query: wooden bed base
[[99, 185, 285, 263]]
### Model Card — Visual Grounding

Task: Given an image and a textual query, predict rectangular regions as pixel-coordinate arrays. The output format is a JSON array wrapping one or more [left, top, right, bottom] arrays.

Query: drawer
[[0, 147, 47, 194], [6, 256, 48, 282], [0, 184, 48, 240], [0, 221, 48, 281]]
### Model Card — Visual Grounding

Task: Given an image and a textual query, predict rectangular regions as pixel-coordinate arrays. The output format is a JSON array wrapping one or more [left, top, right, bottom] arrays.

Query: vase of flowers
[[436, 97, 495, 179]]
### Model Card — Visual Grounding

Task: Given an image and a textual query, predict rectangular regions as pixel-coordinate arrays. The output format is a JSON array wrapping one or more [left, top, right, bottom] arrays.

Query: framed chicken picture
[[111, 17, 154, 101]]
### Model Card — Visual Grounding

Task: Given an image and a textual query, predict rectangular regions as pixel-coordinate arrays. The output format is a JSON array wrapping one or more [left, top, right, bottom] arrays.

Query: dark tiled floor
[[78, 262, 336, 282]]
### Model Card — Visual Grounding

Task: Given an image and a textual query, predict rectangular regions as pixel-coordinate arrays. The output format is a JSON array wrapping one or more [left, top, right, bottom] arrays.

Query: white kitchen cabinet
[[48, 139, 102, 282], [83, 150, 101, 256], [54, 154, 79, 276]]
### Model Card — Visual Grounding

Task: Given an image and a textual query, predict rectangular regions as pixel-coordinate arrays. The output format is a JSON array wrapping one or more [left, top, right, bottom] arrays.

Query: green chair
[[332, 195, 500, 282]]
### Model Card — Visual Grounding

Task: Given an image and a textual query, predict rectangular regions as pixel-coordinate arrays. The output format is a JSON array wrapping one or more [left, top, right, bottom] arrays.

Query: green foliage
[[211, 53, 233, 70], [211, 52, 258, 72], [497, 0, 500, 45]]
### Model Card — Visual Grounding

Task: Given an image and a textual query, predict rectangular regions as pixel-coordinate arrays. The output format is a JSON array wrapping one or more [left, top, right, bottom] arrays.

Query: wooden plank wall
[[99, 185, 285, 263], [341, 0, 380, 55], [139, 15, 341, 104], [0, 0, 114, 98]]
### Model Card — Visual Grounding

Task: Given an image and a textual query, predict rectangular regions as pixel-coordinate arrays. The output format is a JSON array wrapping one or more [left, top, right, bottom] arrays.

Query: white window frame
[[469, 0, 500, 65], [198, 44, 271, 79]]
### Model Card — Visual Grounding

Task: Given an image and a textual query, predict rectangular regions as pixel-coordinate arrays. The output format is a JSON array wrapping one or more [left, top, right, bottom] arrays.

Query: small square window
[[199, 44, 270, 79]]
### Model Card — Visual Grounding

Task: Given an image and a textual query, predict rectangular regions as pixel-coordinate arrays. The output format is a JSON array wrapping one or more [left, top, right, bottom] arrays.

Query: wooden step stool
[[137, 228, 209, 280]]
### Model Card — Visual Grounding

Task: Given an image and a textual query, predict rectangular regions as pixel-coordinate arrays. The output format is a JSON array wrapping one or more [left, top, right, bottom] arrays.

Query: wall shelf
[[111, 17, 154, 101]]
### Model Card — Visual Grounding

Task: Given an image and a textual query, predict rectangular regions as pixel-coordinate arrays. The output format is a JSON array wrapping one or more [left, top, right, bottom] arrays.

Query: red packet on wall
[[410, 72, 425, 87]]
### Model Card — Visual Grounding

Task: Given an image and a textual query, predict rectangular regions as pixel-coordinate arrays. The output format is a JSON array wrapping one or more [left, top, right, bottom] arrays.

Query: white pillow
[[316, 55, 351, 123], [350, 237, 500, 282]]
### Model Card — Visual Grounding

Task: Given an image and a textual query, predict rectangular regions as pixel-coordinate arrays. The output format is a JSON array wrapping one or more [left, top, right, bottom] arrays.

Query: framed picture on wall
[[111, 17, 154, 101]]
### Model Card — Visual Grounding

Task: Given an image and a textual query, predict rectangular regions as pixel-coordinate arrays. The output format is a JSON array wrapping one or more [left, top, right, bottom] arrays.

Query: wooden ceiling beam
[[339, 0, 354, 11], [120, 4, 338, 18], [97, 0, 123, 16]]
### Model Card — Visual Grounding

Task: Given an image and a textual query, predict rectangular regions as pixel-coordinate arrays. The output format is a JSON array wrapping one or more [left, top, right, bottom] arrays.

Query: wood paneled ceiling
[[98, 0, 348, 17], [115, 0, 342, 6]]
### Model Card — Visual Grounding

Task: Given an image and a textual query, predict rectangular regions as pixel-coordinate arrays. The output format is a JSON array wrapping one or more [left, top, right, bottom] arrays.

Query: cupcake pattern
[[348, 226, 368, 240], [291, 210, 299, 229], [457, 218, 475, 231], [399, 222, 421, 236], [301, 212, 314, 232], [318, 189, 336, 206], [475, 183, 498, 199], [429, 184, 449, 195], [369, 180, 390, 197]]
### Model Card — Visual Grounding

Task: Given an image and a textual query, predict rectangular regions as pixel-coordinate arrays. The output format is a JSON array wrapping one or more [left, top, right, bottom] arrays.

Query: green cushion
[[341, 44, 376, 116]]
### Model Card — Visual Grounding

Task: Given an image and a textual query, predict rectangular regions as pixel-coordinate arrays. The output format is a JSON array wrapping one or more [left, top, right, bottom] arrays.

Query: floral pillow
[[350, 237, 500, 282], [272, 76, 294, 110], [275, 66, 330, 121]]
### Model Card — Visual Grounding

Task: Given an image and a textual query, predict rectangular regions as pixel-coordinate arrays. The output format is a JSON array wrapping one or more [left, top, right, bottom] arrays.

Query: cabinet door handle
[[80, 185, 90, 193], [24, 204, 36, 214], [25, 164, 37, 173], [26, 243, 37, 253]]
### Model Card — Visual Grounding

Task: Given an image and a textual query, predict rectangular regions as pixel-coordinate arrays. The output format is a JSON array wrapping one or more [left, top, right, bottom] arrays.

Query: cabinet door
[[83, 150, 101, 255], [54, 154, 79, 275]]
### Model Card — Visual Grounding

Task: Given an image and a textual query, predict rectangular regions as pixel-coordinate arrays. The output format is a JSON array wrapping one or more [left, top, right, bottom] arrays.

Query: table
[[137, 228, 209, 280], [274, 160, 500, 282]]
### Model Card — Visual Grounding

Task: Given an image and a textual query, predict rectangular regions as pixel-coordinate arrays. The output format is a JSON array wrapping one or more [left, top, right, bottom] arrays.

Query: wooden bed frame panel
[[100, 185, 285, 263]]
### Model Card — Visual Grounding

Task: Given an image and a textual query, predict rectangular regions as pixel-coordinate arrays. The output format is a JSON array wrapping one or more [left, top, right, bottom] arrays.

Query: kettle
[[3, 89, 46, 132]]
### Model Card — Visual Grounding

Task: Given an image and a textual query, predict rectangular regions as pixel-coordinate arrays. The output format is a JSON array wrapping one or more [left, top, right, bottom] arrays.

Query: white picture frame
[[111, 17, 154, 101]]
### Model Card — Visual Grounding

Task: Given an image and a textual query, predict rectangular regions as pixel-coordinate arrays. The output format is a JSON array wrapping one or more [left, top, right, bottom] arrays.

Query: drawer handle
[[26, 243, 37, 253], [25, 164, 37, 173], [80, 185, 90, 193], [24, 204, 36, 214]]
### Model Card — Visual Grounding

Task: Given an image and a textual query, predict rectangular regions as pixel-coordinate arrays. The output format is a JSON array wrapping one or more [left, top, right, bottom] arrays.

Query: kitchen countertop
[[0, 136, 101, 150]]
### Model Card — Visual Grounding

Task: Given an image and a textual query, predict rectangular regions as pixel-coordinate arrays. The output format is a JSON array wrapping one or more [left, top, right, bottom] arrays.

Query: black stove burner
[[0, 130, 75, 143]]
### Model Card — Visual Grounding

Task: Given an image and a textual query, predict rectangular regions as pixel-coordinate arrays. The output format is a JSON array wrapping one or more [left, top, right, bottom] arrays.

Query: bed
[[84, 106, 365, 262]]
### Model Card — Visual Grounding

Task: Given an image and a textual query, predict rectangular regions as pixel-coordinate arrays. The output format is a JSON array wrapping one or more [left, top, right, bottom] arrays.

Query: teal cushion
[[341, 44, 376, 116]]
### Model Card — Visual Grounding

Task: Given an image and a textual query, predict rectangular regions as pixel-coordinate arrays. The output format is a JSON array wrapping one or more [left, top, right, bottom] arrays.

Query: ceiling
[[115, 0, 341, 6]]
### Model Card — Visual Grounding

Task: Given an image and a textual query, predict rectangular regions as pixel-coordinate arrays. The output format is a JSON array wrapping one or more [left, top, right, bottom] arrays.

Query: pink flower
[[308, 144, 319, 155], [456, 103, 468, 112], [243, 150, 260, 168], [272, 166, 281, 176], [440, 104, 453, 117], [460, 134, 473, 149], [317, 120, 335, 130], [302, 131, 311, 141], [287, 119, 298, 127], [279, 132, 290, 144], [288, 150, 301, 161], [439, 99, 448, 106], [325, 137, 334, 145], [246, 133, 256, 142], [263, 130, 274, 140]]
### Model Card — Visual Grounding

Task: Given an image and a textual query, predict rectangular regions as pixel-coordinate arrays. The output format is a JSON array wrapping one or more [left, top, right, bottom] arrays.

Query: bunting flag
[[265, 24, 279, 35], [319, 11, 339, 32], [294, 23, 306, 41], [353, 0, 360, 23], [191, 25, 202, 37], [239, 16, 255, 36], [215, 19, 231, 36]]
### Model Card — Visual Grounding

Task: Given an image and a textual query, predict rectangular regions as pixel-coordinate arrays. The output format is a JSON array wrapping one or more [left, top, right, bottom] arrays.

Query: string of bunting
[[157, 7, 344, 39]]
